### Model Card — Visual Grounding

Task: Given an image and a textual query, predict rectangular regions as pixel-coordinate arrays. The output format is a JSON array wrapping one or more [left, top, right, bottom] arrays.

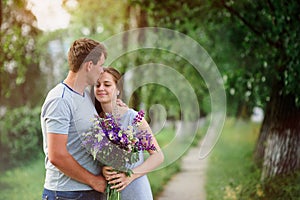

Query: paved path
[[157, 139, 210, 200]]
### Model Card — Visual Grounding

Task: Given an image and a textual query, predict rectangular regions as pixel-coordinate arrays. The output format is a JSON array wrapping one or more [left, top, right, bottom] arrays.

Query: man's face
[[90, 53, 105, 85]]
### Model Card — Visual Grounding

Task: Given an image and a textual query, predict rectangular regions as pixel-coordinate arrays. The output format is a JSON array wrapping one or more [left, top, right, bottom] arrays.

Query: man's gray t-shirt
[[41, 83, 100, 191]]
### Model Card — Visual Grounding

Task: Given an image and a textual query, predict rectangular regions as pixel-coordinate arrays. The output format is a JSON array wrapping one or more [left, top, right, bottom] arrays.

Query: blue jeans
[[42, 188, 105, 200]]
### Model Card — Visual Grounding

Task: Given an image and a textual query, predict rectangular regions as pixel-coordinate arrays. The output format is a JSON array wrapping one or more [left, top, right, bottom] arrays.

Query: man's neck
[[63, 71, 87, 95]]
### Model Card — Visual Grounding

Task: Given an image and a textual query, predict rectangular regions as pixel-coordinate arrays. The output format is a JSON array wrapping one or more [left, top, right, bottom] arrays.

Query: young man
[[41, 38, 107, 200]]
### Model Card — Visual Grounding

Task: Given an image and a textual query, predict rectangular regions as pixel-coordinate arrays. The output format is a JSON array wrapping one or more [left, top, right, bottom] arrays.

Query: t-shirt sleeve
[[129, 109, 138, 124], [42, 98, 71, 134]]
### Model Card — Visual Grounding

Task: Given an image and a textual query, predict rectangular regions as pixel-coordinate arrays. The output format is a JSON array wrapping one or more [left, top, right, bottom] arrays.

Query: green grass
[[206, 118, 300, 200], [0, 153, 45, 200], [206, 118, 262, 200]]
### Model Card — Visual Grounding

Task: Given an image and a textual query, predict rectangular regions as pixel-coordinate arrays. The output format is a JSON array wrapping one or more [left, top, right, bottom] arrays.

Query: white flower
[[95, 133, 103, 142]]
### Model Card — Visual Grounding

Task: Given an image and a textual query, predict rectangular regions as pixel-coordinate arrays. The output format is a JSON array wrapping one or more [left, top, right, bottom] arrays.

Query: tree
[[210, 0, 300, 180], [132, 0, 300, 184], [0, 0, 45, 108]]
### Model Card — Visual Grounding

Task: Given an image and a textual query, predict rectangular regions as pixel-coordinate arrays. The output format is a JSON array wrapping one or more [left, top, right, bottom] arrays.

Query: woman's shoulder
[[118, 107, 140, 121], [117, 105, 138, 115], [127, 108, 138, 115]]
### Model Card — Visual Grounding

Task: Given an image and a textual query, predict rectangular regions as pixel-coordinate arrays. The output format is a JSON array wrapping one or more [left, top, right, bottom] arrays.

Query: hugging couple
[[41, 38, 164, 200]]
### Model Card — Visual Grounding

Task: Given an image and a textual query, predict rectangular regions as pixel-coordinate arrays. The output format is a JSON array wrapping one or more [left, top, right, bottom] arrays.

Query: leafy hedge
[[0, 106, 42, 170]]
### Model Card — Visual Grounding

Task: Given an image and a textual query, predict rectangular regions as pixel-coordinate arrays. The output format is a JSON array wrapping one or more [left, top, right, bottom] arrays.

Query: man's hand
[[88, 175, 107, 193], [116, 99, 128, 108]]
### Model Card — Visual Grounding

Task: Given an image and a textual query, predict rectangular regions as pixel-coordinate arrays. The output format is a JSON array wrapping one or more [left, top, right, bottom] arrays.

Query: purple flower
[[133, 110, 145, 125], [81, 110, 156, 172]]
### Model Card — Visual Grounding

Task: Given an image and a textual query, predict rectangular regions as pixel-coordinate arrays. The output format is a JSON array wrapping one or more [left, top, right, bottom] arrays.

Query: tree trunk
[[0, 0, 2, 99], [122, 4, 131, 51], [254, 95, 272, 167], [236, 101, 251, 120], [137, 7, 148, 43], [128, 5, 148, 110], [256, 80, 300, 180], [0, 0, 2, 27]]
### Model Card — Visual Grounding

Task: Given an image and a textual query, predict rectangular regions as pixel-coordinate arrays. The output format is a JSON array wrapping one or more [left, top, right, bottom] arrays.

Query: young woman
[[92, 67, 164, 200]]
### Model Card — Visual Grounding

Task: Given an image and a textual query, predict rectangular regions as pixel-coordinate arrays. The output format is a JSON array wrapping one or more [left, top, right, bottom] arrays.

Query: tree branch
[[266, 0, 276, 26]]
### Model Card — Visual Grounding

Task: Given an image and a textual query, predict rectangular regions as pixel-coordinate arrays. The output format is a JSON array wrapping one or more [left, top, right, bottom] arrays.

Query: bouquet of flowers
[[81, 110, 156, 200]]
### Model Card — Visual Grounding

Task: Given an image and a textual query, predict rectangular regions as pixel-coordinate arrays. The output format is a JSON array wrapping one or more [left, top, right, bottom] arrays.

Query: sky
[[27, 0, 72, 32]]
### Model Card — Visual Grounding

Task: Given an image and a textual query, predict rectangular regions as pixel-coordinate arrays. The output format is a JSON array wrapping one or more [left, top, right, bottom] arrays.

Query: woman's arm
[[131, 117, 164, 175]]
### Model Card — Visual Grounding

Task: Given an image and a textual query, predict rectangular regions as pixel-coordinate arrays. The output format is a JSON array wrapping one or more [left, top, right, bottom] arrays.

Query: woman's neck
[[101, 103, 127, 115], [101, 102, 114, 114]]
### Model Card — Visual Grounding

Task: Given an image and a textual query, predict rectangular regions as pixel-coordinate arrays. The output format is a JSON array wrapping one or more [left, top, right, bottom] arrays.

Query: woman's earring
[[117, 91, 120, 96]]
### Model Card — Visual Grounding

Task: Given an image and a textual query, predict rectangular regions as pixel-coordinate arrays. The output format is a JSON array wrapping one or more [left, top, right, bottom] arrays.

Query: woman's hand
[[102, 166, 135, 191], [102, 166, 117, 180], [116, 99, 127, 108], [107, 172, 134, 191]]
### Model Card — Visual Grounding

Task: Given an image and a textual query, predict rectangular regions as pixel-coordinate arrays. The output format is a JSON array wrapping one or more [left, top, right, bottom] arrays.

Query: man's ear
[[85, 61, 93, 72]]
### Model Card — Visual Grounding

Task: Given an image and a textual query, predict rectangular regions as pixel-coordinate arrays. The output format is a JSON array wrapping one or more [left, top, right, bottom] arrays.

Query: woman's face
[[94, 72, 118, 104]]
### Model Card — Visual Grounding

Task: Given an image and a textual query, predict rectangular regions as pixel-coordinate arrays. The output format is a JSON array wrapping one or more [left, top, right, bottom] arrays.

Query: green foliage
[[210, 0, 300, 107], [112, 48, 208, 120], [0, 106, 42, 170], [63, 0, 127, 40]]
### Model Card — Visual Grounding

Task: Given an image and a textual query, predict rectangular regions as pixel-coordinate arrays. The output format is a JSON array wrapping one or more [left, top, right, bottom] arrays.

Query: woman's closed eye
[[95, 83, 111, 88]]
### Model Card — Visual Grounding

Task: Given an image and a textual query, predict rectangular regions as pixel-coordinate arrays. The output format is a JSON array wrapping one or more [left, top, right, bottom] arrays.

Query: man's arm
[[47, 133, 106, 192]]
